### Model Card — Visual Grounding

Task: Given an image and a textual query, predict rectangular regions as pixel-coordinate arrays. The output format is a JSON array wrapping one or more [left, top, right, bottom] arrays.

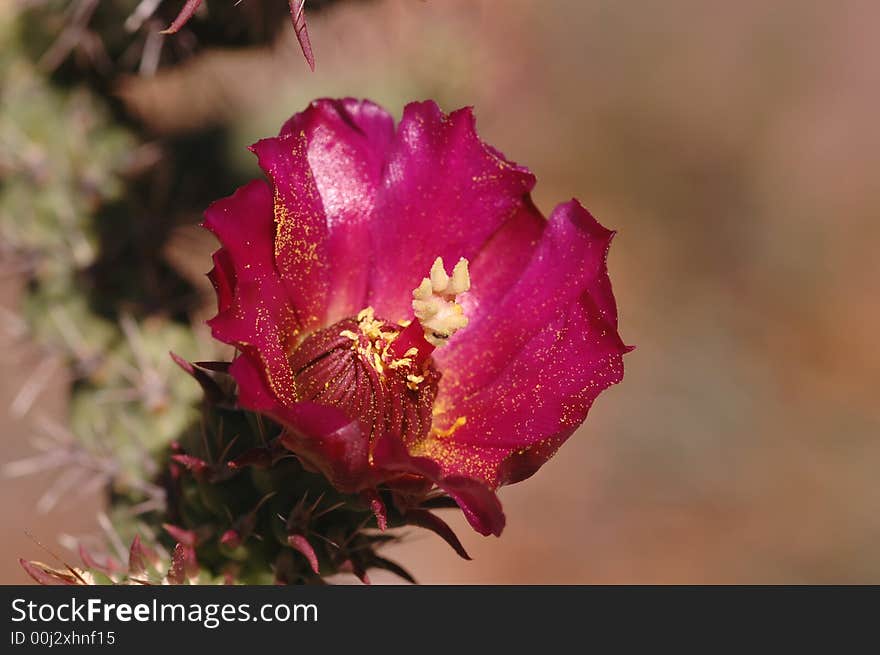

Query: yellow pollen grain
[[405, 373, 425, 391], [388, 357, 413, 370], [432, 415, 467, 438]]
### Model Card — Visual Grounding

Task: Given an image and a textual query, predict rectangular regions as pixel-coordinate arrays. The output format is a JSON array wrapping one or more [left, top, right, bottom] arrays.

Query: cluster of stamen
[[339, 307, 426, 391], [288, 258, 470, 445]]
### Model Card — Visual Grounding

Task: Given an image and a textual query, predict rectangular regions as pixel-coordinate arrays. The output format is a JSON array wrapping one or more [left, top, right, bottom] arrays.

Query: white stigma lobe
[[412, 257, 470, 347]]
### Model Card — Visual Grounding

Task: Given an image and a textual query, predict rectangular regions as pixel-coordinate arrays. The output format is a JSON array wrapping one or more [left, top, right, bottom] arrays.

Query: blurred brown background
[[3, 0, 879, 583]]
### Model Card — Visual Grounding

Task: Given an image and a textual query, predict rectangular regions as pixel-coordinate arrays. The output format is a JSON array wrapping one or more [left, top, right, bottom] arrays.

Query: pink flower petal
[[435, 199, 624, 408], [249, 134, 330, 333], [420, 201, 629, 488], [207, 249, 235, 313], [204, 180, 301, 407], [367, 101, 537, 322], [373, 432, 505, 536], [277, 99, 394, 323]]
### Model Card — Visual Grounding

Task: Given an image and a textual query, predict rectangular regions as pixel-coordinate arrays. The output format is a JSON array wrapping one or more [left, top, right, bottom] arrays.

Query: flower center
[[289, 258, 470, 444]]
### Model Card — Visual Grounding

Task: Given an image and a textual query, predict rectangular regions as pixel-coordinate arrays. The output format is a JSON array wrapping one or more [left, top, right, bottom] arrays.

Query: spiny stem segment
[[161, 0, 316, 70]]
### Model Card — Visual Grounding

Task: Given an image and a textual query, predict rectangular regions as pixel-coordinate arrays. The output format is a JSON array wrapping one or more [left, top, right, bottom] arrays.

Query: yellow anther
[[388, 357, 413, 370]]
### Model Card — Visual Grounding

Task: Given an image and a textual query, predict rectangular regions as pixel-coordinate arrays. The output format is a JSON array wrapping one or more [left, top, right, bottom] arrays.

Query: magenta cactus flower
[[205, 98, 630, 538]]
